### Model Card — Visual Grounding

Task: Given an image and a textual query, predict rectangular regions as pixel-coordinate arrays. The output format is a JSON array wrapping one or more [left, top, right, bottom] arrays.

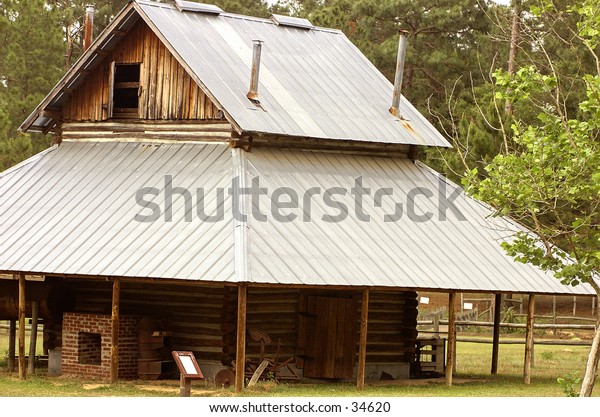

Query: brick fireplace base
[[62, 312, 138, 380]]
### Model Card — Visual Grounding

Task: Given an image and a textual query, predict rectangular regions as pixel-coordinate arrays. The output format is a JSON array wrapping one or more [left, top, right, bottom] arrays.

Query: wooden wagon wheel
[[214, 368, 235, 389]]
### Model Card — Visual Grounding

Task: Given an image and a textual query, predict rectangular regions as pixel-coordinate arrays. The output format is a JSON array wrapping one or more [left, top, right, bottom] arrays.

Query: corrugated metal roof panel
[[0, 142, 235, 281], [244, 148, 594, 295], [135, 1, 449, 146], [0, 143, 592, 295]]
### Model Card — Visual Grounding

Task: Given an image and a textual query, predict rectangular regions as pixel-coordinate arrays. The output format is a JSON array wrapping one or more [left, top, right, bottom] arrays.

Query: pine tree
[[0, 0, 64, 170]]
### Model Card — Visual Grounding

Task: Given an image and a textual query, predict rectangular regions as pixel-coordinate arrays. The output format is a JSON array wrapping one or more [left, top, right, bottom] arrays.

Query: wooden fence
[[417, 318, 596, 346]]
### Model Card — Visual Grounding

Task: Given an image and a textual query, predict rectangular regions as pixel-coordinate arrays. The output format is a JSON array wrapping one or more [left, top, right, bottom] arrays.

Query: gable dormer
[[21, 0, 451, 152], [62, 19, 222, 123]]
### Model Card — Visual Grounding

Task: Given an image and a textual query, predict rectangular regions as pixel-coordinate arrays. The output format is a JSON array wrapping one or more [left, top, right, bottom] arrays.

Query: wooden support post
[[357, 288, 370, 391], [453, 334, 457, 372], [179, 374, 192, 397], [446, 292, 456, 386], [28, 301, 39, 374], [552, 296, 557, 337], [491, 293, 502, 375], [524, 294, 536, 384], [235, 284, 247, 393], [8, 319, 16, 372], [110, 278, 120, 384], [18, 273, 26, 380]]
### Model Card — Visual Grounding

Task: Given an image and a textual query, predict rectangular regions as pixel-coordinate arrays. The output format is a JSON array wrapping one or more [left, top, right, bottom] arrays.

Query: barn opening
[[112, 63, 140, 117]]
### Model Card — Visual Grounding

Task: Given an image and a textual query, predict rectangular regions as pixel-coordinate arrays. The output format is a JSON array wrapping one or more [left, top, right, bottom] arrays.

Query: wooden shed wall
[[62, 20, 221, 122], [69, 280, 226, 362], [66, 280, 417, 369]]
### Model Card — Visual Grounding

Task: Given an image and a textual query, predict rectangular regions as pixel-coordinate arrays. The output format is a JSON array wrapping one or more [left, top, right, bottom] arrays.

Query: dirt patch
[[138, 386, 179, 393], [369, 377, 484, 386], [83, 384, 108, 390], [138, 385, 224, 396]]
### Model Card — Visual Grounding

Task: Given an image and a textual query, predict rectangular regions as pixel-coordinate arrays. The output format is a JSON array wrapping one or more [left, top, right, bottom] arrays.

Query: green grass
[[0, 332, 595, 397], [0, 330, 44, 368]]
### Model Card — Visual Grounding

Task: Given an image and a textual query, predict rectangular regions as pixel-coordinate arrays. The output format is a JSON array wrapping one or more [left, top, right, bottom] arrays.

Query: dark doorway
[[112, 63, 140, 117]]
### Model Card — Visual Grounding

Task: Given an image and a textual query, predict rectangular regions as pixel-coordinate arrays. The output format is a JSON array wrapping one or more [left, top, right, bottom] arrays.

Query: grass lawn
[[0, 330, 595, 397]]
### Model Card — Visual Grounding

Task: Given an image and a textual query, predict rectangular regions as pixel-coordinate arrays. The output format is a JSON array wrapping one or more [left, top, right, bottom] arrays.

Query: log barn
[[0, 0, 594, 390]]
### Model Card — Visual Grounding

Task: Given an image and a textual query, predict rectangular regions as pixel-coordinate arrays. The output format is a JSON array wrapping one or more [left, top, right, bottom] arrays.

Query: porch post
[[491, 293, 502, 374], [110, 277, 120, 384], [18, 273, 26, 380], [524, 294, 535, 384], [357, 288, 370, 390], [445, 291, 456, 386], [8, 319, 16, 372], [235, 284, 247, 393], [28, 301, 39, 374]]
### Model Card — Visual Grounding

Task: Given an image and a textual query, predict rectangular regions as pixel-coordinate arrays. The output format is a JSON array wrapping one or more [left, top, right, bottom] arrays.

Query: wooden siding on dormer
[[62, 20, 220, 121]]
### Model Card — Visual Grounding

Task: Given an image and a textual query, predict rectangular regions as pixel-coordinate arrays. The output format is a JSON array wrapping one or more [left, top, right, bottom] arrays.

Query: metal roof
[[21, 0, 451, 148], [0, 141, 593, 295], [0, 141, 235, 281], [244, 148, 594, 295]]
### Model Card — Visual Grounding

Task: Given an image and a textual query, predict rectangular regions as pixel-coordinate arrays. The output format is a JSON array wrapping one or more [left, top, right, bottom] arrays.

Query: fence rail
[[417, 319, 596, 330], [456, 337, 592, 346]]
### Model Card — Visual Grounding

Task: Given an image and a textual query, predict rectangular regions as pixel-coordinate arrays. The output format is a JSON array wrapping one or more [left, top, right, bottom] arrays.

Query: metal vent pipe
[[83, 5, 96, 51], [247, 40, 264, 101], [389, 31, 409, 118]]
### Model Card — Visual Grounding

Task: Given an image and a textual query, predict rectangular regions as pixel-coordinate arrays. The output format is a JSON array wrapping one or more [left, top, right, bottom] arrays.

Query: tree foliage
[[466, 68, 599, 287], [464, 0, 600, 396], [0, 0, 63, 133], [0, 0, 64, 170]]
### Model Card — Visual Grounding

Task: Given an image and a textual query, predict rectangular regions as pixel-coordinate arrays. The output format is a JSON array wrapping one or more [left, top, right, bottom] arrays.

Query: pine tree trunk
[[580, 288, 600, 397]]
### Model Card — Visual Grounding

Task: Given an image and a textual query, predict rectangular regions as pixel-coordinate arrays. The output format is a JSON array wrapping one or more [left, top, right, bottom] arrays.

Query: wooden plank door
[[299, 295, 357, 379]]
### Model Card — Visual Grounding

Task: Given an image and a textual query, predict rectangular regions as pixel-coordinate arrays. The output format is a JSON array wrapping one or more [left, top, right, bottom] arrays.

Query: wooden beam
[[8, 319, 16, 372], [110, 277, 120, 384], [40, 110, 62, 120], [491, 293, 502, 374], [18, 273, 26, 380], [445, 292, 456, 386], [235, 284, 247, 393], [28, 301, 39, 375], [357, 288, 370, 391], [524, 294, 536, 384], [107, 61, 116, 119]]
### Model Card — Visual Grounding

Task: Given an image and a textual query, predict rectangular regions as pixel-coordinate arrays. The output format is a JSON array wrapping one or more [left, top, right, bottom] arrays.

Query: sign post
[[172, 351, 204, 397]]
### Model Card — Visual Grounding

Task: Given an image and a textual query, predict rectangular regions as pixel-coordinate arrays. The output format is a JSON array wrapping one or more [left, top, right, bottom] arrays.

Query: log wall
[[365, 291, 418, 364], [64, 280, 418, 369], [62, 20, 221, 122], [60, 120, 232, 142]]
